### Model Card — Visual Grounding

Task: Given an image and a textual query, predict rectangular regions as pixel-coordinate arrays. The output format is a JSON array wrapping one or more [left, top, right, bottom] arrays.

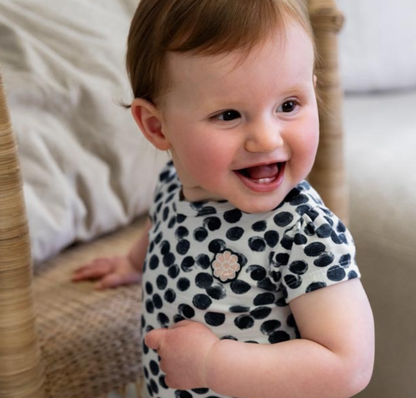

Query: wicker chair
[[0, 0, 346, 397]]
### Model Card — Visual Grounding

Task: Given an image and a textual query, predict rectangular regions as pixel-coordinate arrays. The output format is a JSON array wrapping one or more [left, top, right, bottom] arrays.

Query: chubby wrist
[[204, 338, 237, 393]]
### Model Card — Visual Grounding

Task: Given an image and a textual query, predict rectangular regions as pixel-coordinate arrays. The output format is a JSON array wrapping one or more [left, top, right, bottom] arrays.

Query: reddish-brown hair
[[126, 0, 314, 106]]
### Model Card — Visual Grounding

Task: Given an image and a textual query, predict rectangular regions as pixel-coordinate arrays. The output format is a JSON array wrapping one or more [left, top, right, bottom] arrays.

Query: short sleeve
[[279, 205, 360, 303]]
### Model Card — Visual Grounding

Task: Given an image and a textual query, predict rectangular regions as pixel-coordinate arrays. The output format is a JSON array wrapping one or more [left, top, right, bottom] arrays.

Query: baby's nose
[[244, 121, 284, 153]]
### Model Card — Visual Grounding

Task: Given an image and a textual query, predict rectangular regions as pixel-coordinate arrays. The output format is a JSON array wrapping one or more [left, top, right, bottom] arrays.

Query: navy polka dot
[[175, 226, 189, 239], [281, 235, 294, 250], [163, 252, 175, 267], [156, 275, 168, 290], [257, 278, 277, 291], [196, 254, 210, 269], [191, 388, 210, 395], [208, 239, 226, 253], [248, 237, 266, 252], [145, 282, 153, 295], [176, 240, 190, 255], [253, 293, 275, 306], [250, 306, 272, 319], [197, 206, 217, 216], [234, 315, 255, 330], [160, 241, 170, 255], [150, 379, 159, 394], [316, 224, 333, 238], [248, 265, 267, 281], [195, 273, 213, 289], [224, 209, 243, 223], [230, 305, 251, 313], [252, 220, 267, 232], [167, 264, 180, 279], [275, 253, 289, 266], [314, 252, 335, 267], [260, 320, 281, 335], [264, 230, 279, 247], [306, 281, 327, 293], [194, 227, 208, 242], [176, 214, 187, 223], [204, 217, 222, 231], [327, 265, 346, 281], [178, 304, 195, 319], [177, 278, 191, 291], [175, 390, 192, 398], [273, 212, 294, 227], [230, 280, 251, 294], [149, 255, 159, 270], [157, 313, 169, 327], [269, 330, 290, 344], [205, 312, 226, 326], [164, 289, 176, 303], [290, 193, 309, 206], [348, 270, 359, 279], [285, 274, 302, 289], [294, 233, 307, 245], [159, 375, 168, 389], [168, 216, 176, 229], [289, 261, 308, 275], [181, 256, 195, 272], [226, 227, 244, 241], [193, 294, 212, 310], [206, 284, 227, 300], [153, 294, 163, 309], [304, 242, 326, 257]]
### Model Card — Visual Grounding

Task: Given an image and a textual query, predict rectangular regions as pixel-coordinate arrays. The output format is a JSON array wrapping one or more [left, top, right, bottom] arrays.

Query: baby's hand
[[72, 255, 142, 289], [145, 320, 219, 390]]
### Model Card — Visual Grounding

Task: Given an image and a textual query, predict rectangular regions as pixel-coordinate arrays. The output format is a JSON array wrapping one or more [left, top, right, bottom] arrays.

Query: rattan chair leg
[[307, 0, 349, 224], [0, 66, 45, 397]]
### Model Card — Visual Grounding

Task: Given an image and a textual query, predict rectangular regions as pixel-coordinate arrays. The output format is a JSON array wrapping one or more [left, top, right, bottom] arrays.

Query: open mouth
[[234, 162, 286, 191]]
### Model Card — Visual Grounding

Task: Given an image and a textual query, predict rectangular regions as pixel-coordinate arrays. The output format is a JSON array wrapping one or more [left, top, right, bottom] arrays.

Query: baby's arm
[[146, 278, 374, 398], [72, 218, 152, 289]]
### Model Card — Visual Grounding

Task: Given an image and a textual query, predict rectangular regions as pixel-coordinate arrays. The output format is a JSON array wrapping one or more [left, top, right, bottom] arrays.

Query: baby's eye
[[277, 100, 298, 113], [214, 110, 241, 121]]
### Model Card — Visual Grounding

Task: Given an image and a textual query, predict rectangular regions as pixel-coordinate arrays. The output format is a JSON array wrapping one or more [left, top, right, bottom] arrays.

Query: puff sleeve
[[278, 205, 360, 303]]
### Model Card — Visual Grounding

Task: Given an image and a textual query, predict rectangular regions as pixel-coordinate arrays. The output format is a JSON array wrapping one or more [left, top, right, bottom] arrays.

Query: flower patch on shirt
[[211, 250, 242, 283]]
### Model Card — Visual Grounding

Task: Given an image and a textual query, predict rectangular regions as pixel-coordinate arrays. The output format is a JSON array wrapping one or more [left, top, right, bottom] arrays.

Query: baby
[[73, 1, 375, 398]]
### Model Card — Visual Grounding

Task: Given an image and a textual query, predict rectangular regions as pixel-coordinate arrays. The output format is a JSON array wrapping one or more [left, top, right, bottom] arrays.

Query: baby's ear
[[131, 98, 171, 151]]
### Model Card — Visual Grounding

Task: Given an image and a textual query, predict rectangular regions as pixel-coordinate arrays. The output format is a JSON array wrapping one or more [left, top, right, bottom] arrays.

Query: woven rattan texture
[[33, 218, 146, 398]]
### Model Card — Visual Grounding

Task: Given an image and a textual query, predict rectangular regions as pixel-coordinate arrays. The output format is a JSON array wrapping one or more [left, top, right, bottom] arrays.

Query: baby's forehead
[[165, 22, 312, 77]]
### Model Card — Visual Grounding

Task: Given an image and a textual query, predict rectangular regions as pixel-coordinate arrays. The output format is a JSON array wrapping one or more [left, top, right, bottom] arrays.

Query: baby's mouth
[[237, 162, 282, 184]]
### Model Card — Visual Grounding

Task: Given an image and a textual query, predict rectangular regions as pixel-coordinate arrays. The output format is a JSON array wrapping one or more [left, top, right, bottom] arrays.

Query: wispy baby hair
[[126, 0, 314, 106]]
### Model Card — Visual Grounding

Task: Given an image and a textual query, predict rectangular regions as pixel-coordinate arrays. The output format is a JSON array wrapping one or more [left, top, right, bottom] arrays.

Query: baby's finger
[[145, 328, 168, 351], [72, 261, 113, 281], [96, 273, 123, 290]]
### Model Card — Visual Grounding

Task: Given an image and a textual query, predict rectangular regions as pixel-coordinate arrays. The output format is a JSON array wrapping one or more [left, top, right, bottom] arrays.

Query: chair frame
[[0, 0, 346, 397]]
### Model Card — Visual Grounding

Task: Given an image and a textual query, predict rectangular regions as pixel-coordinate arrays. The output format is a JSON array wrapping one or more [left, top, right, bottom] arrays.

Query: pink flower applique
[[211, 250, 241, 282]]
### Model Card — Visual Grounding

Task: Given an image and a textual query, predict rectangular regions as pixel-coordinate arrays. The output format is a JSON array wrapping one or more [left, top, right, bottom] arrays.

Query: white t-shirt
[[141, 161, 360, 398]]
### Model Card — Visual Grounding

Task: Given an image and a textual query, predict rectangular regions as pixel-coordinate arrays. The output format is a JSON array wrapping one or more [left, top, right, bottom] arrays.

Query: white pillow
[[336, 0, 416, 92], [0, 0, 168, 265]]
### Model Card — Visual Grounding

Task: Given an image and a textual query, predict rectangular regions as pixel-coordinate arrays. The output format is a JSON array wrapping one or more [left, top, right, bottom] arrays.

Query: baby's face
[[158, 22, 319, 213]]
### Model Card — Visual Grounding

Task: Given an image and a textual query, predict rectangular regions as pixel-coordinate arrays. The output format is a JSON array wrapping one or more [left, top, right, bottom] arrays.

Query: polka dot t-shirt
[[141, 161, 360, 398]]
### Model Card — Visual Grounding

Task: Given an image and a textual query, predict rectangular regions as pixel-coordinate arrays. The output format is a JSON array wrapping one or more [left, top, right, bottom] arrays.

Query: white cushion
[[337, 0, 416, 92], [0, 0, 168, 265]]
